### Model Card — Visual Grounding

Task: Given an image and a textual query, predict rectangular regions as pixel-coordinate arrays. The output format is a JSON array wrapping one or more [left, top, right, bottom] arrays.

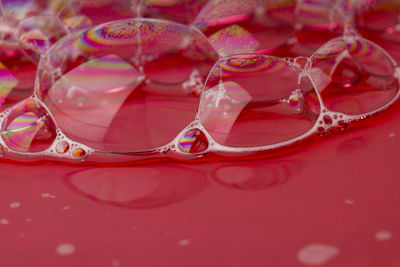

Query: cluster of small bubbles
[[0, 0, 399, 163], [317, 110, 349, 135]]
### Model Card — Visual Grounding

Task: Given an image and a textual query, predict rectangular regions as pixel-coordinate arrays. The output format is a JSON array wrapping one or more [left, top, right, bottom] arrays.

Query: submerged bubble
[[178, 128, 208, 153], [1, 99, 56, 152]]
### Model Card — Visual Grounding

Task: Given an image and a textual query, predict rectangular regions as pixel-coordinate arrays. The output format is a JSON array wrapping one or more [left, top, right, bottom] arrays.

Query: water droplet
[[56, 243, 75, 256], [178, 239, 191, 247], [297, 244, 339, 266], [72, 147, 87, 159], [56, 141, 69, 154], [375, 230, 392, 242], [1, 99, 57, 152], [178, 128, 208, 153], [332, 57, 362, 88], [10, 202, 20, 209], [0, 218, 9, 225]]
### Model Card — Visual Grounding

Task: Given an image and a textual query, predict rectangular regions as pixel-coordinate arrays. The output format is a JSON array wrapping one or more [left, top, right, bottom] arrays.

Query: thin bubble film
[[208, 24, 260, 56]]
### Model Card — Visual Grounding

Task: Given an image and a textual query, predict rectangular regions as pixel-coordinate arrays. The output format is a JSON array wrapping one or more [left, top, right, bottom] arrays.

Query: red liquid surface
[[1, 101, 400, 266], [1, 25, 400, 267]]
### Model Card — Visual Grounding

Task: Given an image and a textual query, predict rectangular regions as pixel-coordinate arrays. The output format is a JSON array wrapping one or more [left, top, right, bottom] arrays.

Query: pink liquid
[[1, 11, 400, 267]]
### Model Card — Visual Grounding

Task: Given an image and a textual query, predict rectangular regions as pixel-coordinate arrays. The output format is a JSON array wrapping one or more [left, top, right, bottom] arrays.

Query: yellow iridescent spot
[[72, 147, 87, 158], [209, 24, 259, 57]]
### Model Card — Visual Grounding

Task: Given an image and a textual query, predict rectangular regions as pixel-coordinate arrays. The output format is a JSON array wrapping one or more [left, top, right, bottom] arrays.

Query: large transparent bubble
[[199, 54, 321, 147], [311, 36, 399, 115], [36, 18, 218, 152]]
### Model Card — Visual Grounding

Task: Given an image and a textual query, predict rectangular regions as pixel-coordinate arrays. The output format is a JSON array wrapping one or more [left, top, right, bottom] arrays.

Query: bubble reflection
[[66, 164, 209, 208], [210, 159, 303, 190]]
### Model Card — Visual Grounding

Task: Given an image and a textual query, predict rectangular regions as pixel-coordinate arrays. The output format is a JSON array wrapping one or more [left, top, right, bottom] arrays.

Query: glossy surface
[[1, 1, 400, 266], [1, 103, 400, 266]]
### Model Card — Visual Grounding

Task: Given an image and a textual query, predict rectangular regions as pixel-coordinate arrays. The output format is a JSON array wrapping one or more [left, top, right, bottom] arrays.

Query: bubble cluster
[[0, 0, 398, 162]]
